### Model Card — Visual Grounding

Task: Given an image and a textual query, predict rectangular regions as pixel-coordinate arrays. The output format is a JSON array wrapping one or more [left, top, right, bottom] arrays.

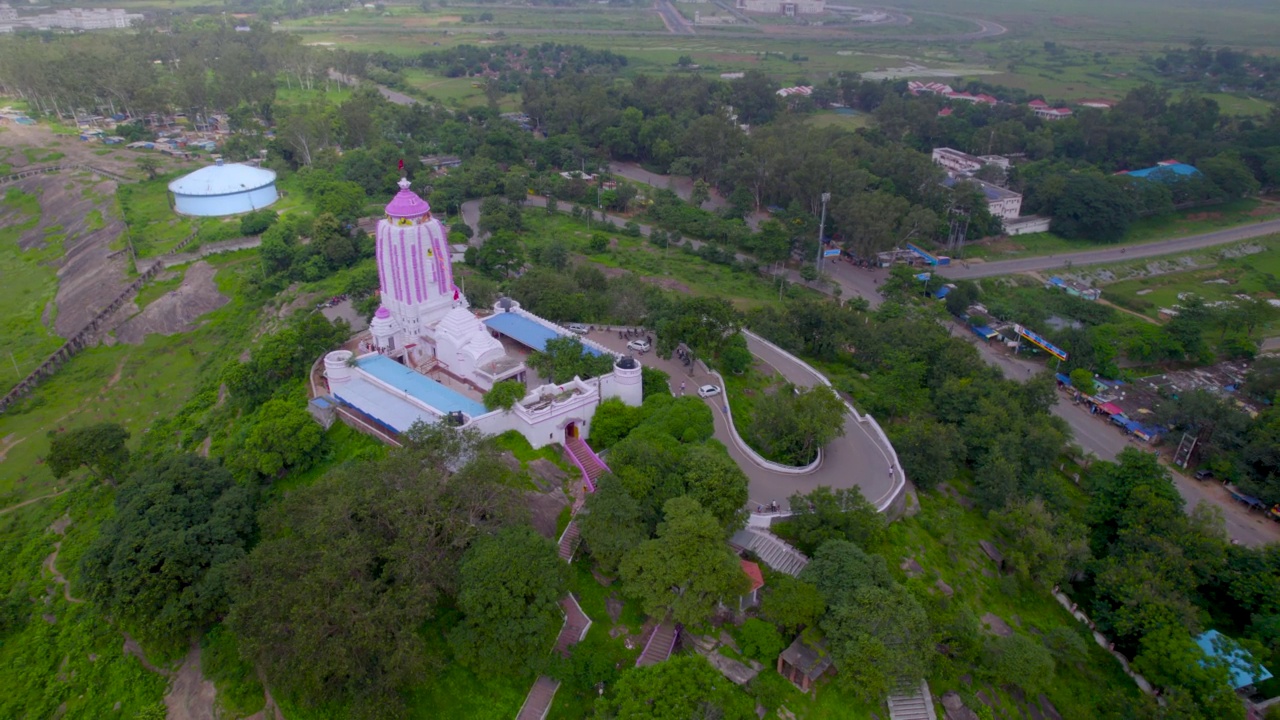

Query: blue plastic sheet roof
[[1196, 630, 1272, 689], [482, 313, 604, 355], [356, 354, 486, 418]]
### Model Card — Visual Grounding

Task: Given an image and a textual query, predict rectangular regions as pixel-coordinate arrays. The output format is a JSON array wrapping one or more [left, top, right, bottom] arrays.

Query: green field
[[400, 69, 521, 111], [0, 188, 66, 397], [1100, 239, 1280, 328]]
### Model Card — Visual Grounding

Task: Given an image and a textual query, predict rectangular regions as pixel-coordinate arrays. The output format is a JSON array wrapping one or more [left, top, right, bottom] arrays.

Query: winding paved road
[[945, 218, 1280, 279], [586, 329, 902, 514]]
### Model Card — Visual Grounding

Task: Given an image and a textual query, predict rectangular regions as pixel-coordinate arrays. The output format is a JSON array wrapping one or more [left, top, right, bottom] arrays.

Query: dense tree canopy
[[46, 422, 131, 484], [80, 454, 255, 647], [227, 423, 525, 712]]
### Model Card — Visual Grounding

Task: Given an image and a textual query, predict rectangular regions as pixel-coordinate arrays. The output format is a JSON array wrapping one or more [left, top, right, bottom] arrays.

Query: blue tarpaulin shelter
[[1195, 630, 1272, 689]]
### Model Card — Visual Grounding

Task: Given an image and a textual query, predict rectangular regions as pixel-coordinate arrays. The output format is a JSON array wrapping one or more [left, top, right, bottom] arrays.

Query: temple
[[318, 179, 643, 449]]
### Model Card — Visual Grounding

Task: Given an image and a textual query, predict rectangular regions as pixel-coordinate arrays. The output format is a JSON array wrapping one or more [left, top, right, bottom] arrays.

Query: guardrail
[[702, 359, 822, 476], [741, 329, 906, 514]]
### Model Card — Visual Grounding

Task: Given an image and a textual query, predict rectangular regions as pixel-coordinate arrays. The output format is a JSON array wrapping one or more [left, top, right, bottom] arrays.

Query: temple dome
[[385, 178, 431, 218]]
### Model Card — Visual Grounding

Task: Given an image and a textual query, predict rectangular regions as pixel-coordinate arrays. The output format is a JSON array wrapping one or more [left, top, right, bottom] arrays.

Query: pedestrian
[[680, 381, 686, 396]]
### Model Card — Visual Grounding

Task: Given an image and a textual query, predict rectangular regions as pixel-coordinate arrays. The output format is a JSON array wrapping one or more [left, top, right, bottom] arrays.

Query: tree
[[1200, 154, 1260, 198], [641, 366, 671, 400], [46, 422, 130, 484], [738, 618, 784, 663], [620, 496, 748, 627], [679, 444, 749, 531], [890, 416, 963, 491], [450, 526, 569, 675], [799, 540, 892, 607], [980, 633, 1056, 698], [760, 574, 826, 634], [990, 497, 1089, 587], [136, 156, 160, 180], [228, 423, 524, 711], [1049, 174, 1137, 243], [1133, 626, 1247, 720], [595, 655, 754, 720], [821, 584, 933, 702], [232, 399, 323, 479], [473, 231, 525, 280], [579, 476, 647, 576], [79, 454, 255, 647], [1069, 368, 1097, 396], [483, 379, 527, 411], [718, 333, 753, 375], [528, 336, 616, 383], [690, 179, 711, 208], [745, 384, 847, 465], [944, 280, 980, 317], [781, 486, 886, 555]]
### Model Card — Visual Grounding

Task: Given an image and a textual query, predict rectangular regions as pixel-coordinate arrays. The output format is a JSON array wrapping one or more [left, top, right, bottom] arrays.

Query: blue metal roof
[[1196, 630, 1272, 689], [1124, 163, 1200, 180], [356, 354, 486, 418], [482, 313, 604, 355]]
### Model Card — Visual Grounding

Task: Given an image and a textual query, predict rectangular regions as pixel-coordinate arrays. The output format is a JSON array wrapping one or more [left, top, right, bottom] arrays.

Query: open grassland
[[0, 188, 67, 397], [521, 210, 818, 309], [0, 253, 254, 506], [1100, 240, 1280, 327], [807, 109, 874, 131], [400, 68, 521, 111], [891, 0, 1280, 49], [964, 199, 1280, 261]]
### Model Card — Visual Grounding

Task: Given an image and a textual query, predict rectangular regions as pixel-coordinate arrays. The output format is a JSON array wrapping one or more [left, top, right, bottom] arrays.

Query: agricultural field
[[400, 68, 521, 111]]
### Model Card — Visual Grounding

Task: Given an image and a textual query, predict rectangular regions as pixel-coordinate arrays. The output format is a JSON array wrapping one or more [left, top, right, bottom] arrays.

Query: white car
[[566, 323, 590, 335], [697, 384, 722, 398], [627, 339, 651, 352]]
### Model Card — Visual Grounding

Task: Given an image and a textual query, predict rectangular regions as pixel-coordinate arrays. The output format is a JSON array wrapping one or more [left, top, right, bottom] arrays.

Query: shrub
[[738, 618, 785, 663]]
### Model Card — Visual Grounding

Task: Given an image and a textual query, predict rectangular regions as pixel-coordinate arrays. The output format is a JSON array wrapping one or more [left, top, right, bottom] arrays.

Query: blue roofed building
[[1118, 160, 1202, 181], [1195, 630, 1272, 690]]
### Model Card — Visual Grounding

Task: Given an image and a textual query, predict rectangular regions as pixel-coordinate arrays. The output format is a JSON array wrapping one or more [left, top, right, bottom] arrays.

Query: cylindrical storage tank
[[168, 161, 278, 217], [324, 350, 355, 384]]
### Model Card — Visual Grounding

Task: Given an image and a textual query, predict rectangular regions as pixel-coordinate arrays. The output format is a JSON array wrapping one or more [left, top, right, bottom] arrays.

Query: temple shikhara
[[316, 179, 643, 449]]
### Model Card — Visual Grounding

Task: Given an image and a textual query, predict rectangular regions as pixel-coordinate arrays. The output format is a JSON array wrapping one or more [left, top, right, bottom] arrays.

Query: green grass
[[807, 110, 874, 131], [116, 174, 197, 258], [521, 211, 819, 310], [400, 69, 521, 111], [963, 199, 1278, 261], [0, 485, 169, 719], [201, 625, 266, 718], [0, 257, 261, 506], [0, 187, 66, 396], [880, 488, 1144, 720], [1101, 239, 1280, 329], [21, 147, 65, 164]]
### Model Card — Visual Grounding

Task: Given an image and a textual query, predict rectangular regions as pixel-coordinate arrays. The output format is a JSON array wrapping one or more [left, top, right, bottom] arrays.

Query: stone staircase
[[730, 528, 809, 577], [636, 620, 678, 667], [515, 676, 560, 720], [564, 436, 608, 492], [556, 519, 581, 562], [887, 680, 936, 720], [554, 595, 592, 656]]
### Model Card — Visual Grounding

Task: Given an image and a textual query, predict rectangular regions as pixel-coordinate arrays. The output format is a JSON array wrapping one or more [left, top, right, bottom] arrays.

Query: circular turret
[[324, 350, 355, 384], [370, 306, 396, 351]]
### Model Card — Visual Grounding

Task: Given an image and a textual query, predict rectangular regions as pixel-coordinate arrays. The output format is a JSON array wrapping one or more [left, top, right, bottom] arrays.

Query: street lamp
[[815, 192, 831, 275]]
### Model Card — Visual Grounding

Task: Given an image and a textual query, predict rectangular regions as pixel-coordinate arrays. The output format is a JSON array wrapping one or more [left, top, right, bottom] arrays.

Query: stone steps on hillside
[[887, 680, 936, 720], [515, 676, 560, 720], [730, 528, 809, 577], [637, 621, 677, 667], [557, 520, 581, 562]]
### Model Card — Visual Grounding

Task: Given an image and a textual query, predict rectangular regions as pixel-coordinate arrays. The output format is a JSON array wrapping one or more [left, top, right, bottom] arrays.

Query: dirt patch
[[164, 644, 218, 720], [123, 632, 171, 676], [980, 612, 1013, 637], [640, 276, 692, 294], [1181, 212, 1223, 222], [115, 261, 230, 344], [0, 433, 26, 462], [606, 594, 624, 624]]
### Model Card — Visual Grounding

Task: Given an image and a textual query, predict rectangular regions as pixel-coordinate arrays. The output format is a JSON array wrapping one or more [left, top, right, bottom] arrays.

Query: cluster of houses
[[73, 112, 232, 159], [909, 81, 1113, 121]]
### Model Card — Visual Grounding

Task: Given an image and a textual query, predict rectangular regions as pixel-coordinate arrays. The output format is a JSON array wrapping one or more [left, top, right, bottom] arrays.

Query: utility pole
[[815, 192, 830, 275]]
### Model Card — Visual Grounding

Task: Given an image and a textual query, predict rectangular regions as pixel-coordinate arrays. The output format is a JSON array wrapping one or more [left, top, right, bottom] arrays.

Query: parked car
[[567, 323, 589, 335], [1194, 469, 1213, 481], [697, 384, 722, 398], [627, 339, 651, 352]]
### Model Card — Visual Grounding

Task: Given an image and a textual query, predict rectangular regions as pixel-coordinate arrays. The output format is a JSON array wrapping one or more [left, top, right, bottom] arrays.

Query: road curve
[[586, 329, 902, 514], [946, 218, 1280, 279]]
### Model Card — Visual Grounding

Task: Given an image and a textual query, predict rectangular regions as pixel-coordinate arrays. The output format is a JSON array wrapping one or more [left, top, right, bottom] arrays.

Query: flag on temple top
[[453, 288, 459, 301], [398, 158, 404, 171]]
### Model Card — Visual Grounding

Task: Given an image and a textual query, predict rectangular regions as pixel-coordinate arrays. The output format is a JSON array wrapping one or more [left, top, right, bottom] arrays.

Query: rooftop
[[1195, 630, 1272, 689], [483, 312, 605, 356], [384, 178, 432, 218], [942, 175, 1021, 201], [357, 354, 487, 418], [1119, 162, 1201, 180], [168, 162, 276, 197]]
